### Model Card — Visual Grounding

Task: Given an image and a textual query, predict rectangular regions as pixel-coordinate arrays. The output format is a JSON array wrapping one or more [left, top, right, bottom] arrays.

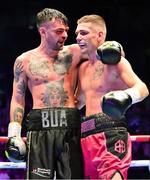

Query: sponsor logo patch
[[32, 167, 51, 178], [114, 140, 126, 153]]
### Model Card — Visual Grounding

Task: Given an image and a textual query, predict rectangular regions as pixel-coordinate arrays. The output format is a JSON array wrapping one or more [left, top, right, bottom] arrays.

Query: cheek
[[46, 33, 53, 41], [92, 37, 100, 47], [46, 31, 56, 40], [87, 38, 96, 48]]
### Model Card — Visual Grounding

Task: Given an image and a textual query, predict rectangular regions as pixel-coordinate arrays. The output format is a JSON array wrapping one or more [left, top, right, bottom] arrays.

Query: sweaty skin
[[75, 15, 149, 180], [77, 57, 148, 116], [7, 10, 84, 179], [75, 22, 149, 116], [10, 18, 81, 124], [75, 14, 149, 180]]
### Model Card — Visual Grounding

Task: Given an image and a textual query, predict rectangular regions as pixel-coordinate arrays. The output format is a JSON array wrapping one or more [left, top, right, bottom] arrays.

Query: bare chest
[[80, 63, 121, 91], [26, 57, 73, 85]]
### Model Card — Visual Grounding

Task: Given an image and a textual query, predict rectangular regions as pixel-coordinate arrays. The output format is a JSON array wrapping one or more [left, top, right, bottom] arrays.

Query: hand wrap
[[5, 122, 26, 162]]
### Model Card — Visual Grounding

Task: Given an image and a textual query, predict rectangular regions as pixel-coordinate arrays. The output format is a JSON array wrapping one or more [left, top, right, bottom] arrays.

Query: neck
[[38, 43, 59, 58], [88, 52, 98, 64]]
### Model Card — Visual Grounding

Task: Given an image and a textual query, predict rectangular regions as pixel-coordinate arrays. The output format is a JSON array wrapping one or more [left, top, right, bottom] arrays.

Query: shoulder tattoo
[[53, 51, 73, 75]]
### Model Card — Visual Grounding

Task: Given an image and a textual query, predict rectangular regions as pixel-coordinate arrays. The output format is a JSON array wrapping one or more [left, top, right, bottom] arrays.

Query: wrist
[[8, 122, 21, 137], [124, 88, 141, 104]]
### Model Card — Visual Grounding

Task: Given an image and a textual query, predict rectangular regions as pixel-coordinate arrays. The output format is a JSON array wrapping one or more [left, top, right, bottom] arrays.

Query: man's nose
[[63, 31, 68, 38], [76, 34, 81, 42]]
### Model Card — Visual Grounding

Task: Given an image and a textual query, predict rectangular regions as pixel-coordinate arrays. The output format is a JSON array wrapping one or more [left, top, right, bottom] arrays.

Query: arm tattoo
[[13, 107, 24, 123], [17, 80, 26, 95], [14, 61, 23, 82], [41, 79, 68, 107]]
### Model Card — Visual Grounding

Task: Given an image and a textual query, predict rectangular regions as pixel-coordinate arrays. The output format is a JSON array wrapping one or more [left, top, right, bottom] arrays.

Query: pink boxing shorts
[[81, 113, 132, 180]]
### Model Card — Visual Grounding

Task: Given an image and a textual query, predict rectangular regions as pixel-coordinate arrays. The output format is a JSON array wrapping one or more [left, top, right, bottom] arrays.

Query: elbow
[[146, 87, 149, 97], [142, 82, 149, 99]]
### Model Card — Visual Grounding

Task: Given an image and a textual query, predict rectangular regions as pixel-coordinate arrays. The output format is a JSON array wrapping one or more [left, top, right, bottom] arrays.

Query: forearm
[[118, 57, 149, 103], [8, 98, 25, 137], [10, 99, 25, 124], [125, 82, 149, 104], [102, 81, 149, 119], [136, 82, 149, 99], [9, 91, 25, 138]]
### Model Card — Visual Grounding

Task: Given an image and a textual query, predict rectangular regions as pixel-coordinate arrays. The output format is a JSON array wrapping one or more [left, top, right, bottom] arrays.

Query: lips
[[78, 44, 86, 49], [58, 41, 65, 47]]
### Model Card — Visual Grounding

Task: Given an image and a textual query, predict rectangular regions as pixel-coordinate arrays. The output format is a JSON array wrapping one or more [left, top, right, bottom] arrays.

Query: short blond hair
[[77, 14, 107, 42]]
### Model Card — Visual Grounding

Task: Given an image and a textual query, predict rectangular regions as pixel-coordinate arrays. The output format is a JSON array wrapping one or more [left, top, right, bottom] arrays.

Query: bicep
[[118, 57, 149, 101], [10, 59, 27, 123], [11, 58, 27, 105], [12, 79, 27, 104], [118, 57, 142, 87]]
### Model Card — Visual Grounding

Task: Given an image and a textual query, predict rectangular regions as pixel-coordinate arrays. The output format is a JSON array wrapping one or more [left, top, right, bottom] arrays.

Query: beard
[[53, 41, 64, 51]]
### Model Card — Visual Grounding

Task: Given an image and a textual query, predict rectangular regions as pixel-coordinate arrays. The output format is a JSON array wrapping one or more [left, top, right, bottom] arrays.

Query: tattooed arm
[[10, 57, 27, 125], [5, 57, 27, 162]]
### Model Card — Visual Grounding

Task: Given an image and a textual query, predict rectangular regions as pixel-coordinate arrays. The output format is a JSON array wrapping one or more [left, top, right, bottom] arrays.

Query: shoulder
[[118, 56, 132, 67], [64, 44, 81, 56], [15, 49, 36, 64], [65, 43, 80, 50], [62, 44, 82, 65]]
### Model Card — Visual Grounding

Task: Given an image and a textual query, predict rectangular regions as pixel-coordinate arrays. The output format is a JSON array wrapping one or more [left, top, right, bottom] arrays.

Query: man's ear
[[39, 27, 46, 37], [97, 31, 105, 44]]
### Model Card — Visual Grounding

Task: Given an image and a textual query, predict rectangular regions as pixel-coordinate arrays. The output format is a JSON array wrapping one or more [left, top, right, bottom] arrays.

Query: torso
[[79, 60, 128, 116], [20, 44, 80, 109]]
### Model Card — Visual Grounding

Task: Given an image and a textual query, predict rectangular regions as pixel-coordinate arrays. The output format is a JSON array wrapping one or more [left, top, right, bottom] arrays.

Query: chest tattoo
[[29, 60, 50, 77], [93, 64, 104, 80]]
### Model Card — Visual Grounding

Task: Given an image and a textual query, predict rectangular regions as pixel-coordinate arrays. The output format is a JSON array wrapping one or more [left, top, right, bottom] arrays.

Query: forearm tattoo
[[14, 61, 23, 82], [13, 107, 24, 123], [41, 79, 68, 107]]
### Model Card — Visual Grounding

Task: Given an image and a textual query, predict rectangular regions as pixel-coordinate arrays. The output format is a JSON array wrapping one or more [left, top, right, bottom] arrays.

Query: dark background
[[0, 0, 150, 179]]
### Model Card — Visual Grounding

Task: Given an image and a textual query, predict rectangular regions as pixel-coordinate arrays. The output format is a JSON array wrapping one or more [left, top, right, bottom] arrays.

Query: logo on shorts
[[81, 119, 96, 133], [41, 109, 67, 128], [32, 167, 51, 178], [114, 140, 126, 153]]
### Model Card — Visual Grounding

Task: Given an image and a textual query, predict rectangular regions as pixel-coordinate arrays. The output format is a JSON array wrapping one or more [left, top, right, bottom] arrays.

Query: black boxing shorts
[[80, 113, 132, 180], [25, 108, 83, 179]]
